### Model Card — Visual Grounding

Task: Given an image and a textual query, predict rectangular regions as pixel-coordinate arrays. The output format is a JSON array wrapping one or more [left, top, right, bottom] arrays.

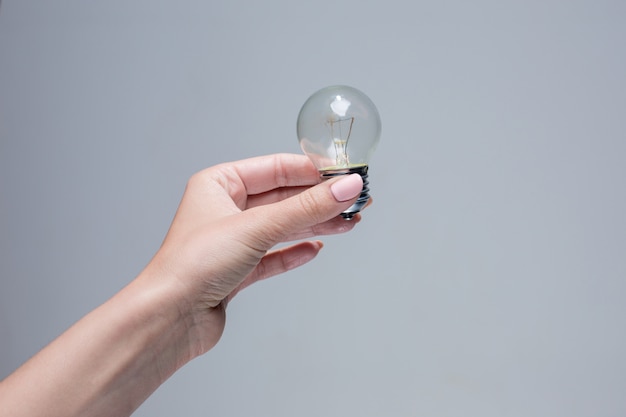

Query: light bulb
[[297, 85, 381, 219]]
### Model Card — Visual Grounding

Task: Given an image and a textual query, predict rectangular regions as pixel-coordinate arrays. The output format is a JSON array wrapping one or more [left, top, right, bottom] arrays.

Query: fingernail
[[330, 174, 363, 202]]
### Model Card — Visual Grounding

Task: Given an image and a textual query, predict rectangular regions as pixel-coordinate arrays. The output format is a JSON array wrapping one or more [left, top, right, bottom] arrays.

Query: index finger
[[228, 153, 321, 195]]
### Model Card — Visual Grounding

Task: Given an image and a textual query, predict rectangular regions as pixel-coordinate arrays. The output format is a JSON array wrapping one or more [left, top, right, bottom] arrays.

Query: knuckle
[[187, 168, 211, 190], [186, 172, 202, 190]]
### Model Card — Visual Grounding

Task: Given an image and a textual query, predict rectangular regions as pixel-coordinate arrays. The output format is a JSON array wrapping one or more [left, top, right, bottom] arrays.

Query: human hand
[[0, 153, 367, 417], [143, 153, 366, 354]]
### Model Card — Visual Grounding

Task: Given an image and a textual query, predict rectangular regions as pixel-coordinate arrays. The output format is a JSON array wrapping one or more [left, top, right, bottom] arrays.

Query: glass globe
[[297, 85, 381, 219]]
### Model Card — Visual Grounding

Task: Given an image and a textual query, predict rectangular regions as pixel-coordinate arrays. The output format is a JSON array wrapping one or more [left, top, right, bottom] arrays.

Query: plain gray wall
[[1, 1, 625, 416]]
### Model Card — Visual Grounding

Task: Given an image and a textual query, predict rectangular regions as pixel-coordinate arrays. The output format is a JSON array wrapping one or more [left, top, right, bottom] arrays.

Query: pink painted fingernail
[[330, 174, 363, 202]]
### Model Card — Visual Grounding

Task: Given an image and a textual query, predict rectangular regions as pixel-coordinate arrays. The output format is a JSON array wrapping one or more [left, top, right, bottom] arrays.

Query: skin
[[0, 153, 366, 417]]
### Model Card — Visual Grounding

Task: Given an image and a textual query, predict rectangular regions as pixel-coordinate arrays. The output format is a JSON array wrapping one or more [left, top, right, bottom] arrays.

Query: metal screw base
[[321, 165, 370, 220]]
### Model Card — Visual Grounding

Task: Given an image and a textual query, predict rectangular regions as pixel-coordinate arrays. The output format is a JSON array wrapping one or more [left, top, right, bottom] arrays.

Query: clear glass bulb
[[297, 85, 381, 219]]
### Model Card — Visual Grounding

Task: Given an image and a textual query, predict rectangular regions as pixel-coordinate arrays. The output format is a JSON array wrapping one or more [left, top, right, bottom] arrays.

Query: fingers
[[226, 240, 324, 301], [246, 182, 373, 215], [244, 185, 311, 209], [228, 154, 321, 195], [237, 173, 364, 249], [281, 213, 361, 241]]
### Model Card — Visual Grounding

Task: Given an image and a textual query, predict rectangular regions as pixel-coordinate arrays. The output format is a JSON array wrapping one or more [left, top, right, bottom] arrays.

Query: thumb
[[243, 173, 364, 247]]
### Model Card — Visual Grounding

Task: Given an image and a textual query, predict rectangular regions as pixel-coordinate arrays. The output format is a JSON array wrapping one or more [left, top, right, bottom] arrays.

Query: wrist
[[0, 266, 214, 417], [133, 259, 226, 360]]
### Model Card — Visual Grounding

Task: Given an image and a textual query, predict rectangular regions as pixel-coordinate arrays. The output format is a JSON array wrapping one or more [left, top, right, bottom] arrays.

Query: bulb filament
[[328, 117, 354, 167]]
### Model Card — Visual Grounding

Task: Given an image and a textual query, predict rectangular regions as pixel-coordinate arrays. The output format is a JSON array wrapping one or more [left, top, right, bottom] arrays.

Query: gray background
[[1, 1, 625, 416]]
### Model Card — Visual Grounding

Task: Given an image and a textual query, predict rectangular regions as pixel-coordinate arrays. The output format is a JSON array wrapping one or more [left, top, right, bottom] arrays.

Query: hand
[[0, 153, 367, 417], [144, 153, 365, 353]]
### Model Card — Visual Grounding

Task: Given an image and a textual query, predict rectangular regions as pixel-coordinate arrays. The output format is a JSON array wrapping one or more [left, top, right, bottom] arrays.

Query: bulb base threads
[[320, 165, 370, 220]]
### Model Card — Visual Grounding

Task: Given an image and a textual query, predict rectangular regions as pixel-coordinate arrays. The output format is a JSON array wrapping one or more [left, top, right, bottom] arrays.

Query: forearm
[[0, 271, 199, 417]]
